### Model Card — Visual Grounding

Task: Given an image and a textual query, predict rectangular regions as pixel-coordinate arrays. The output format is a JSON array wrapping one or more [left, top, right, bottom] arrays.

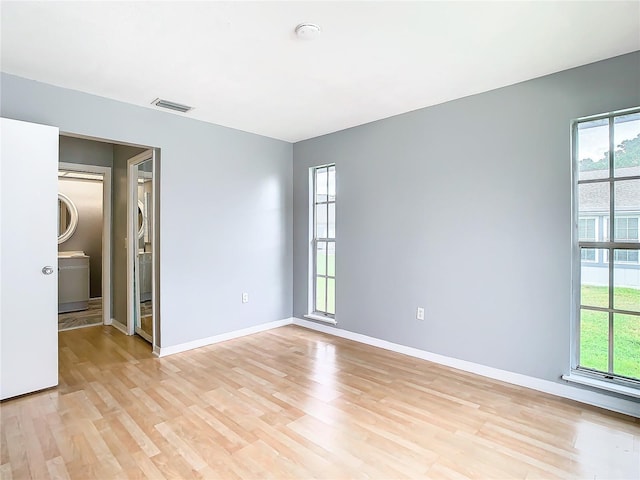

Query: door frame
[[58, 162, 112, 325], [126, 149, 158, 350]]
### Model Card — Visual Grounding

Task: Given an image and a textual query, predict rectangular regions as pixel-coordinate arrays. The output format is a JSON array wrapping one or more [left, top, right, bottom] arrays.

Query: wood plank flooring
[[1, 325, 639, 479]]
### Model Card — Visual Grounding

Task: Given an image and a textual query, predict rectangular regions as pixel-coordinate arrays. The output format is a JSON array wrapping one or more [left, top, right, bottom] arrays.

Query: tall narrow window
[[575, 108, 640, 384], [311, 164, 336, 318]]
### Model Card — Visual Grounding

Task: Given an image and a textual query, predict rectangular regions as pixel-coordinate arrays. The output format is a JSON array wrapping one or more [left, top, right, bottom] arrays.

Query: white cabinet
[[58, 254, 90, 313]]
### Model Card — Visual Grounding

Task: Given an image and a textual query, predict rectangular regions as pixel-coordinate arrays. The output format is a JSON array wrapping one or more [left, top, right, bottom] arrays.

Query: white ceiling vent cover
[[151, 98, 193, 113]]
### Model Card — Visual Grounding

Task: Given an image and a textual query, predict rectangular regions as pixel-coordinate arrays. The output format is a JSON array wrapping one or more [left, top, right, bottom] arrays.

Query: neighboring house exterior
[[579, 165, 639, 288]]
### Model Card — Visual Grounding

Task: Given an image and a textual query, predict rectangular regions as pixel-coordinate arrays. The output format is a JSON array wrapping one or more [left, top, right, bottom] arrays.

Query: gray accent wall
[[59, 135, 113, 168], [1, 73, 293, 348], [293, 51, 640, 383]]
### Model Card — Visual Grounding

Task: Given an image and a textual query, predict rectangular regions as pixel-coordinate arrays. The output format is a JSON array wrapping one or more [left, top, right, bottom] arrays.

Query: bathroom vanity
[[58, 252, 90, 313]]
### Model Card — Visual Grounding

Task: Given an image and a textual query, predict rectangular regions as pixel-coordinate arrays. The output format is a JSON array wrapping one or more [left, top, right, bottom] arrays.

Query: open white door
[[1, 118, 59, 400]]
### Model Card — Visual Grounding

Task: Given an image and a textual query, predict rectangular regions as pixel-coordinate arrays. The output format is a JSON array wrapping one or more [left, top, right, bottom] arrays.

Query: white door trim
[[126, 150, 157, 351], [58, 162, 112, 325]]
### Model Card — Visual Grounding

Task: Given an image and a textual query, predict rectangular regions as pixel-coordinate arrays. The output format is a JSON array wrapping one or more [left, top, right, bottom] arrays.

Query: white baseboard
[[292, 318, 640, 418], [157, 318, 294, 357], [111, 319, 128, 335]]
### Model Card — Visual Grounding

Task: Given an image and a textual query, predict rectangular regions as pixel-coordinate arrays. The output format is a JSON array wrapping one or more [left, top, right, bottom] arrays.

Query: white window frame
[[307, 164, 336, 323], [572, 107, 640, 386]]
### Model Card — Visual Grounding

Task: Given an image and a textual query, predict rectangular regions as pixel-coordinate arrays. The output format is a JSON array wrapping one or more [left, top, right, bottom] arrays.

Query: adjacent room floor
[[1, 325, 638, 479], [58, 299, 153, 340], [57, 298, 102, 331]]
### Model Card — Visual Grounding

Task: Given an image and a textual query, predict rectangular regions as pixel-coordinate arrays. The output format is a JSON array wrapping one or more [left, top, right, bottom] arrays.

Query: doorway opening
[[57, 164, 111, 331], [57, 135, 160, 352]]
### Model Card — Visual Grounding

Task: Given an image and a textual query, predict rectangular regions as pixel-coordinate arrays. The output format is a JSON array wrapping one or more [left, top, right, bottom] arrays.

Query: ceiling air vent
[[151, 98, 193, 113]]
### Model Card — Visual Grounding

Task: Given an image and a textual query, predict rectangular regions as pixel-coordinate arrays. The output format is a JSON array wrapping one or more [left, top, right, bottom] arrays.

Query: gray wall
[[293, 51, 640, 383], [58, 177, 103, 298], [1, 73, 293, 348], [59, 135, 113, 168]]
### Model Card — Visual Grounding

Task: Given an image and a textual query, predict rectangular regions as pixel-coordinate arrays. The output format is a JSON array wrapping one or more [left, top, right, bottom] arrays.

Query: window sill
[[562, 373, 640, 399], [304, 314, 337, 325]]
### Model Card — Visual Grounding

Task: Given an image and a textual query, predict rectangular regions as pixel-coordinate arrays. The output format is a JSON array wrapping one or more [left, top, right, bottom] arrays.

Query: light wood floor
[[1, 325, 638, 479]]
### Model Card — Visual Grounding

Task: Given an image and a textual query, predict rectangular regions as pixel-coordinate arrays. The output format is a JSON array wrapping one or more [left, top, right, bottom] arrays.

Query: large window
[[574, 108, 640, 384], [311, 165, 335, 318]]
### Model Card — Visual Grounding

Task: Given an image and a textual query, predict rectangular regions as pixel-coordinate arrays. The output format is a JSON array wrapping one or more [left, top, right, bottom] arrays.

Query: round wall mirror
[[138, 200, 145, 239], [58, 193, 79, 244]]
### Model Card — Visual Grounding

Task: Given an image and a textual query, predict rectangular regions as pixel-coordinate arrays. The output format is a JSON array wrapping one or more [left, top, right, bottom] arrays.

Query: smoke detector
[[295, 23, 321, 40]]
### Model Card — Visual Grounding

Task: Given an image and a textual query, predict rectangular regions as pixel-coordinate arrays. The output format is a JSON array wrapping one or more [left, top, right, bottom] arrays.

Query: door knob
[[42, 266, 54, 275]]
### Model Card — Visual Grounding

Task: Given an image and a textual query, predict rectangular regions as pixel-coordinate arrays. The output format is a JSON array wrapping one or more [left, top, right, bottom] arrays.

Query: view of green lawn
[[580, 285, 640, 379], [315, 252, 335, 314]]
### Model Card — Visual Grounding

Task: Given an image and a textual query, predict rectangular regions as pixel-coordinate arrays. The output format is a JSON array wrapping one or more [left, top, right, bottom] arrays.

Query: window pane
[[327, 278, 335, 315], [578, 218, 596, 241], [579, 310, 609, 373], [315, 276, 326, 312], [315, 168, 328, 203], [328, 165, 336, 201], [613, 313, 640, 379], [578, 183, 609, 220], [581, 250, 608, 308], [614, 249, 639, 264], [327, 242, 335, 277], [328, 203, 335, 238], [316, 242, 326, 276], [581, 248, 596, 262], [614, 113, 640, 178], [315, 204, 327, 238], [578, 119, 610, 181], [614, 252, 640, 312], [614, 181, 639, 242]]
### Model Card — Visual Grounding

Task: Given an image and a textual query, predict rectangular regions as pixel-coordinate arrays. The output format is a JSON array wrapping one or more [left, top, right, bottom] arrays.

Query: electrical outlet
[[416, 307, 425, 321], [242, 292, 249, 303]]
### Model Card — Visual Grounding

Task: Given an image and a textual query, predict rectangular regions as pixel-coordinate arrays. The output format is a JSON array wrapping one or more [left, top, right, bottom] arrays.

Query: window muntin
[[574, 108, 640, 384], [311, 165, 335, 317]]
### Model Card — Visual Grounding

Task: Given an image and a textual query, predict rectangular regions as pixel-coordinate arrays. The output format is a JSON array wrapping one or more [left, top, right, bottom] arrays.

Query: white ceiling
[[1, 1, 639, 142]]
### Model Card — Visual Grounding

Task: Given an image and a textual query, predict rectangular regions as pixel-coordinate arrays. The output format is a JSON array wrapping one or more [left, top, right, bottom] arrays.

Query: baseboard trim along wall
[[291, 318, 640, 418], [153, 316, 638, 417], [157, 318, 293, 357], [111, 319, 128, 335]]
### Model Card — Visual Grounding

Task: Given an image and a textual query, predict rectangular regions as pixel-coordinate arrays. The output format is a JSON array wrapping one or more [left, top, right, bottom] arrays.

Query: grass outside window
[[580, 285, 640, 379]]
